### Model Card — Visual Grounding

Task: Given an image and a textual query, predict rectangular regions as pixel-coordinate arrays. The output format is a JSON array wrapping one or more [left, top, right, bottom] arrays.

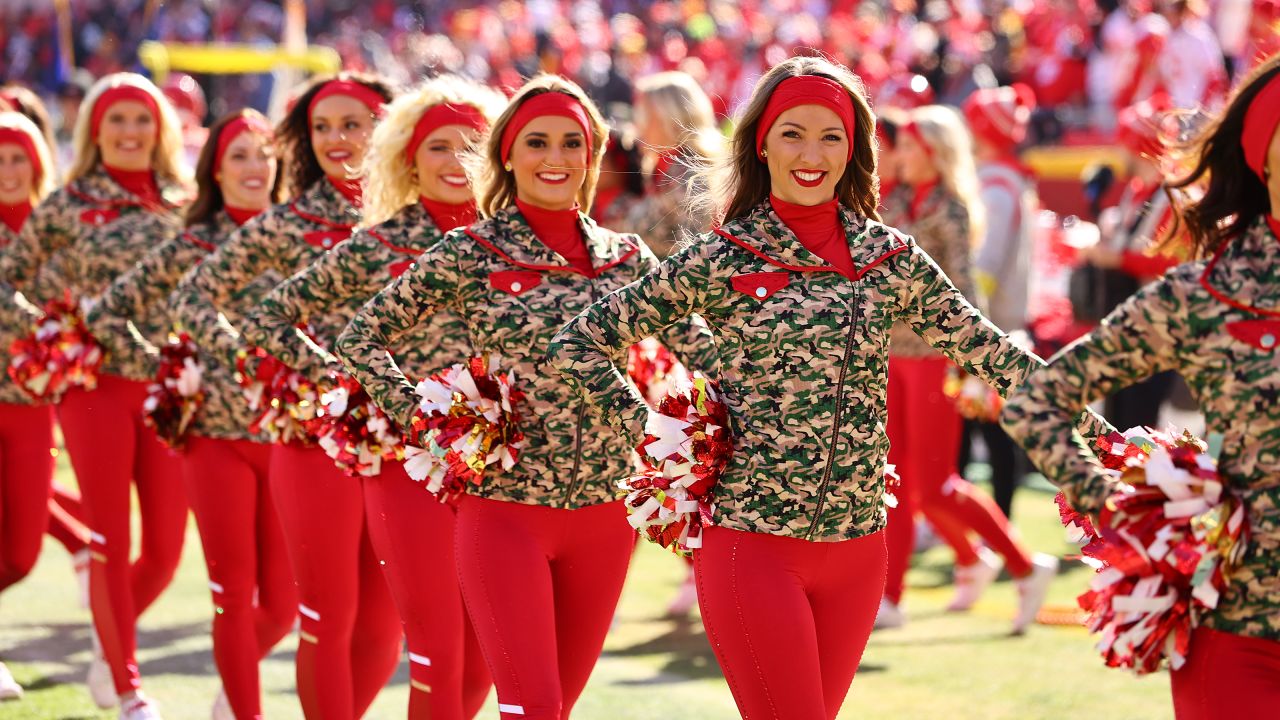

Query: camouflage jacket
[[85, 212, 280, 441], [172, 178, 361, 380], [0, 167, 185, 379], [1001, 216, 1280, 640], [242, 201, 469, 391], [0, 224, 41, 405], [335, 205, 718, 508], [881, 183, 978, 357], [550, 200, 1104, 542]]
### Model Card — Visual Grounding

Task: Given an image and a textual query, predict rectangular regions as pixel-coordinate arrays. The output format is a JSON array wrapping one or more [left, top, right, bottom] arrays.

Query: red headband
[[901, 121, 934, 159], [308, 80, 387, 122], [755, 75, 857, 161], [1242, 72, 1280, 181], [213, 115, 274, 175], [0, 126, 42, 187], [90, 85, 160, 140], [405, 103, 489, 163], [499, 92, 593, 164]]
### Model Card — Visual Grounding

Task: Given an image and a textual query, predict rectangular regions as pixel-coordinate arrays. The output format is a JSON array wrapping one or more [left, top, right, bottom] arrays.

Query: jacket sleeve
[[85, 232, 196, 374], [635, 241, 720, 377], [0, 198, 73, 300], [242, 236, 380, 378], [1001, 271, 1185, 513], [172, 213, 283, 370], [334, 239, 465, 430], [549, 239, 722, 445]]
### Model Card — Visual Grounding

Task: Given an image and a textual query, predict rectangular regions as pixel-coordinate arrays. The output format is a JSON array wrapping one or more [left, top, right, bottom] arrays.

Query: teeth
[[538, 173, 568, 181], [441, 175, 467, 186], [795, 171, 824, 181]]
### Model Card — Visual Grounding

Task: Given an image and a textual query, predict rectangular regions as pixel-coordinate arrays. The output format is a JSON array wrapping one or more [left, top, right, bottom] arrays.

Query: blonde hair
[[0, 111, 57, 203], [361, 75, 505, 227], [691, 55, 879, 225], [908, 104, 985, 245], [66, 72, 190, 187], [467, 74, 609, 218], [634, 71, 724, 164]]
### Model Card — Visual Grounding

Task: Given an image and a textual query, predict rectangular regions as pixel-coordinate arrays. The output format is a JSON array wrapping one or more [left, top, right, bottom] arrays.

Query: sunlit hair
[[185, 109, 284, 228], [361, 75, 505, 227], [1159, 54, 1280, 259], [907, 104, 985, 246], [690, 55, 879, 225], [0, 111, 56, 202], [66, 72, 189, 187], [634, 71, 724, 166], [275, 71, 395, 198], [466, 74, 609, 218]]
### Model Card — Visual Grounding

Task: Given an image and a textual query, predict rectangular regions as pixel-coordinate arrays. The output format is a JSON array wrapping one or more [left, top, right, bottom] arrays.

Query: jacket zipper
[[807, 282, 861, 540], [561, 281, 600, 508]]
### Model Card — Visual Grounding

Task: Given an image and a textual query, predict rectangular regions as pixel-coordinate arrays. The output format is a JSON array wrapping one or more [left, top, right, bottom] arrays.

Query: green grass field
[[1, 457, 1174, 719]]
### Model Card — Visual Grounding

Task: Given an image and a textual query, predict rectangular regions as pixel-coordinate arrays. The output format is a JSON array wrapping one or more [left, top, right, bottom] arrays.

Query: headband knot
[[755, 75, 857, 161]]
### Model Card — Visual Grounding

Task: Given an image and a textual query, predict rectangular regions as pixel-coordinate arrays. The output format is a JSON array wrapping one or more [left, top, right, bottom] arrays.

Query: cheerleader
[[0, 110, 60, 702], [335, 74, 716, 720], [241, 76, 501, 720], [549, 56, 1107, 719], [0, 73, 190, 720], [1002, 54, 1280, 719], [171, 72, 399, 720], [879, 105, 1057, 631], [86, 109, 294, 720]]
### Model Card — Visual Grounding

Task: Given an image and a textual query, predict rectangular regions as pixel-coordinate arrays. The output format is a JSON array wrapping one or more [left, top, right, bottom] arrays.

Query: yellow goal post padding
[[137, 41, 341, 84]]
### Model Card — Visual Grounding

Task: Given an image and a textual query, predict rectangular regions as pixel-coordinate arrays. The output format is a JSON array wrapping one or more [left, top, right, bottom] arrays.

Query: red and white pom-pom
[[619, 375, 732, 555], [1059, 427, 1247, 675], [626, 337, 690, 406], [316, 372, 403, 477], [142, 333, 205, 449], [402, 355, 526, 500], [6, 295, 103, 402], [235, 348, 321, 444], [943, 366, 1003, 422]]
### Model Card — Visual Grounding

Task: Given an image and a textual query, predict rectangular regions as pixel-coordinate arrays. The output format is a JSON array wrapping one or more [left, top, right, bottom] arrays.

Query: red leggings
[[184, 436, 297, 720], [47, 482, 91, 557], [269, 444, 401, 719], [1171, 627, 1280, 719], [57, 375, 188, 695], [694, 526, 887, 720], [364, 465, 490, 719], [0, 403, 57, 593], [456, 496, 634, 720], [884, 357, 1031, 604]]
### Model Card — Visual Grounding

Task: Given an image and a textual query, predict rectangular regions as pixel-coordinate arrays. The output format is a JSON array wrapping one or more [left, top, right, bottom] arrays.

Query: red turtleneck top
[[516, 197, 594, 276], [770, 194, 855, 278]]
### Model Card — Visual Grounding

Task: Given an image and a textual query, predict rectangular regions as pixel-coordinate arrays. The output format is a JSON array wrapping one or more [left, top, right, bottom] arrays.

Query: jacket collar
[[66, 165, 188, 212], [464, 204, 639, 275], [366, 201, 443, 255], [714, 200, 905, 277], [288, 177, 362, 229], [1200, 216, 1280, 317]]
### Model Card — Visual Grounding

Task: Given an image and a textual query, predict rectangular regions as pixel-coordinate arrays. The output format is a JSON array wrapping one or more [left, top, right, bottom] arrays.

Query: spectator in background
[[1157, 0, 1228, 108]]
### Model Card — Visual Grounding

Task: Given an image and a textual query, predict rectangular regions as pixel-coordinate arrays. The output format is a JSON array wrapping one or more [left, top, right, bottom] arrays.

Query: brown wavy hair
[[691, 55, 880, 225], [185, 109, 284, 228], [467, 74, 609, 218], [275, 72, 395, 197], [1160, 54, 1280, 259]]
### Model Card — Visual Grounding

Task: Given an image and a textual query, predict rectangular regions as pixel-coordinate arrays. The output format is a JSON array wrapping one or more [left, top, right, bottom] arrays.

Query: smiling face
[[0, 143, 35, 205], [509, 114, 589, 211], [96, 99, 157, 171], [762, 104, 849, 206], [415, 124, 479, 205], [310, 94, 376, 179], [218, 130, 277, 211]]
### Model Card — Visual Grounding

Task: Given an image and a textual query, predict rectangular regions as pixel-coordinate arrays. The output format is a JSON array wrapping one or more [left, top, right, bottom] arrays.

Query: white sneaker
[[1012, 553, 1060, 634], [211, 686, 233, 720], [73, 548, 92, 609], [119, 692, 162, 720], [665, 574, 699, 617], [87, 651, 115, 709], [0, 661, 23, 701], [874, 597, 905, 630], [946, 546, 1002, 612]]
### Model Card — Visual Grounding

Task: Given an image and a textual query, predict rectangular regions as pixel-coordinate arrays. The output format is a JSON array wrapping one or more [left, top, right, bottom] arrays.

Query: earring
[[504, 161, 513, 172], [761, 149, 768, 158]]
